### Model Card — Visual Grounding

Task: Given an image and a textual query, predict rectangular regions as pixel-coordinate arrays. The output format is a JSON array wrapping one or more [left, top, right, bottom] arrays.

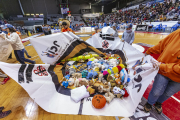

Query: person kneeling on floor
[[0, 24, 35, 64], [144, 29, 180, 114], [121, 23, 134, 45]]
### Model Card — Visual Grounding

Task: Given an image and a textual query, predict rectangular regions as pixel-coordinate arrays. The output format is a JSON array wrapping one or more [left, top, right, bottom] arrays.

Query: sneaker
[[1, 77, 10, 85], [0, 110, 11, 119], [0, 107, 4, 113], [144, 102, 152, 113], [154, 102, 162, 114]]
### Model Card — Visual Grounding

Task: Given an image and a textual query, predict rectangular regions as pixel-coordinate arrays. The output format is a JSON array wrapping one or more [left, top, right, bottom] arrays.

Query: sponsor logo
[[41, 40, 62, 58], [34, 66, 48, 76], [102, 40, 109, 49]]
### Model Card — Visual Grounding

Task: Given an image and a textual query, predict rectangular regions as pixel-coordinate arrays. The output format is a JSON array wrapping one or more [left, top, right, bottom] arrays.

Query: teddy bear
[[68, 78, 75, 86], [98, 73, 103, 82], [79, 78, 89, 87], [88, 78, 97, 86], [97, 82, 111, 93], [72, 73, 82, 79], [105, 92, 115, 103]]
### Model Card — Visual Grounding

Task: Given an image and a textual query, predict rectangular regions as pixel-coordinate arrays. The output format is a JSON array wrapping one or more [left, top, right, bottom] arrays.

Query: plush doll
[[81, 70, 88, 78], [113, 86, 125, 95], [74, 78, 79, 87], [79, 78, 89, 87], [107, 75, 113, 82], [98, 73, 103, 82], [65, 75, 70, 80], [109, 80, 117, 87], [87, 86, 95, 94], [72, 73, 82, 79], [115, 79, 121, 85], [62, 81, 69, 88], [107, 69, 111, 75], [97, 82, 111, 93], [112, 67, 118, 74], [69, 68, 76, 75], [120, 64, 125, 69], [93, 71, 98, 79], [116, 66, 122, 73], [68, 78, 75, 86], [105, 92, 115, 103], [93, 67, 99, 72], [103, 71, 109, 80], [92, 94, 106, 109], [60, 77, 66, 84], [114, 74, 120, 79], [86, 70, 93, 79], [114, 94, 123, 99], [123, 88, 129, 97]]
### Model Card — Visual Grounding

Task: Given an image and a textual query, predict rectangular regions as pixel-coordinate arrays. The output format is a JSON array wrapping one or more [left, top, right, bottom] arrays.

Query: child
[[92, 26, 98, 35], [121, 24, 134, 45]]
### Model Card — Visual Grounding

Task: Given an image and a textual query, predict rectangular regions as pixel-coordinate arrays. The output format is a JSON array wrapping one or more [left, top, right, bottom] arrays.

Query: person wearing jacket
[[144, 29, 180, 114], [0, 24, 35, 64], [121, 24, 134, 45], [111, 24, 119, 37]]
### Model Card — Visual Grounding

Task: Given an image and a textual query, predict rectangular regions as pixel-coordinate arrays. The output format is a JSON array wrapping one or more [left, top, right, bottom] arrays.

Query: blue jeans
[[148, 73, 180, 105], [14, 48, 35, 64]]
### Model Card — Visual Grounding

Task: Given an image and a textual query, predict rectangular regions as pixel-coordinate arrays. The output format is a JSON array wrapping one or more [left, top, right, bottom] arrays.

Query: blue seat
[[152, 24, 162, 31], [116, 26, 120, 30], [162, 25, 167, 32], [171, 24, 179, 32]]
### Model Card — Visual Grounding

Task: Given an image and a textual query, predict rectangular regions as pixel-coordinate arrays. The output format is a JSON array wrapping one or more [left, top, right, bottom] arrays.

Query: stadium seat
[[171, 24, 179, 32], [162, 25, 167, 32]]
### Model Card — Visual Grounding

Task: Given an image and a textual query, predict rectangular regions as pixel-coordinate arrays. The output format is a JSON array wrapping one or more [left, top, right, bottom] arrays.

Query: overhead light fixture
[[26, 14, 30, 16], [31, 14, 34, 15], [40, 14, 44, 15], [36, 14, 39, 15]]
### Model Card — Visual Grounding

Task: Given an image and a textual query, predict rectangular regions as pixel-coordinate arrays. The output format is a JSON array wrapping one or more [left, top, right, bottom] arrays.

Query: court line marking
[[171, 96, 180, 103]]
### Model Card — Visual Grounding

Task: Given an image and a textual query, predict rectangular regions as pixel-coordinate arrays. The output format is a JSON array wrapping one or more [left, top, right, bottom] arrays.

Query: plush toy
[[105, 92, 115, 103], [69, 68, 76, 75], [93, 67, 99, 72], [72, 73, 82, 79], [113, 86, 125, 95], [115, 79, 121, 85], [109, 80, 117, 87], [103, 71, 109, 80], [86, 70, 93, 79], [65, 75, 70, 80], [120, 64, 125, 69], [79, 78, 89, 87], [65, 71, 69, 75], [87, 61, 92, 66], [107, 69, 112, 75], [123, 88, 129, 97], [60, 77, 66, 84], [114, 74, 120, 79], [82, 70, 88, 78], [62, 81, 69, 88], [116, 66, 122, 73], [74, 78, 79, 87], [93, 71, 98, 79], [68, 78, 75, 86], [94, 63, 102, 68], [120, 68, 128, 85], [114, 94, 123, 99], [87, 86, 95, 94], [92, 94, 106, 109], [107, 75, 113, 82], [112, 67, 118, 74], [97, 82, 111, 93], [98, 73, 103, 82]]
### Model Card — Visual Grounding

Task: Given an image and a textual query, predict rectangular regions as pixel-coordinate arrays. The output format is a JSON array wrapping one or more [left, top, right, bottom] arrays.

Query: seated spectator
[[92, 27, 99, 35]]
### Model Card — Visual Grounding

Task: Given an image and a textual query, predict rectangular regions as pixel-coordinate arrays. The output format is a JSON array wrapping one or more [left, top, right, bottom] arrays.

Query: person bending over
[[0, 24, 35, 64], [111, 24, 119, 37], [92, 26, 99, 35], [121, 24, 134, 45], [144, 29, 180, 114]]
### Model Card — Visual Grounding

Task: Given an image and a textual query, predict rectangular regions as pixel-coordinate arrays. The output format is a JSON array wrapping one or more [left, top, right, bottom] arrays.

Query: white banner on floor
[[0, 30, 159, 117], [0, 33, 13, 62]]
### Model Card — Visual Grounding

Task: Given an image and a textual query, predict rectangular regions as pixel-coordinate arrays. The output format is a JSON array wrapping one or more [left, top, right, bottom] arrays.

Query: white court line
[[171, 96, 180, 103]]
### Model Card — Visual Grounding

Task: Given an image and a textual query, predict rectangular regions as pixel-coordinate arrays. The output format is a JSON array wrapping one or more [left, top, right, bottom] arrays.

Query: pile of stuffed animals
[[60, 53, 130, 109]]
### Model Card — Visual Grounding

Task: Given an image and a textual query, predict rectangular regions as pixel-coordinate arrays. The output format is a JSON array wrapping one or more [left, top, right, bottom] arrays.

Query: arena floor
[[1, 31, 178, 120]]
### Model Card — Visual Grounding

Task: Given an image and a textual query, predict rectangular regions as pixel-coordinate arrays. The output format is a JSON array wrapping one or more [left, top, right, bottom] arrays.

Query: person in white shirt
[[0, 24, 35, 64]]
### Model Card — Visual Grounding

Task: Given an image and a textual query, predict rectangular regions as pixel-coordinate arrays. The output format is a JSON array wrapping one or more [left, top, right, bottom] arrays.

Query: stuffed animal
[[120, 64, 125, 69], [109, 80, 117, 87], [86, 70, 93, 79], [82, 70, 88, 78], [74, 78, 79, 87], [79, 78, 88, 87], [65, 75, 70, 80], [107, 69, 111, 75], [93, 71, 98, 79], [68, 78, 75, 86], [97, 82, 111, 93], [60, 77, 66, 84], [105, 92, 115, 103], [94, 63, 102, 68], [72, 73, 82, 79], [93, 67, 99, 72], [112, 67, 118, 74], [103, 71, 109, 80], [113, 86, 125, 95], [69, 68, 76, 75], [87, 86, 95, 94], [114, 94, 123, 99], [107, 75, 113, 82], [98, 73, 103, 82], [115, 79, 121, 85], [62, 81, 69, 88], [116, 66, 122, 73], [92, 94, 106, 109]]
